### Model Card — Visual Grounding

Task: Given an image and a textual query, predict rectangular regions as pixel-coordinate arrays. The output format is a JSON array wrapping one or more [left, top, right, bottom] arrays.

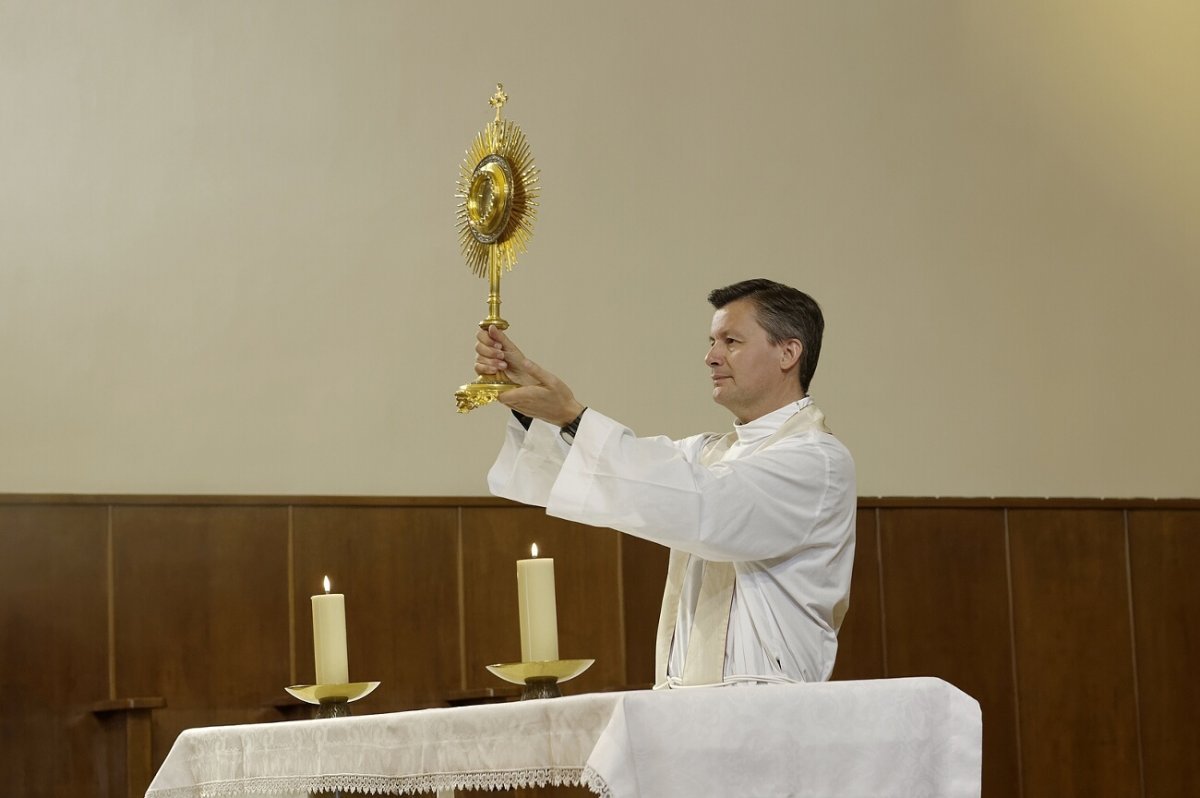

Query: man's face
[[706, 298, 798, 423]]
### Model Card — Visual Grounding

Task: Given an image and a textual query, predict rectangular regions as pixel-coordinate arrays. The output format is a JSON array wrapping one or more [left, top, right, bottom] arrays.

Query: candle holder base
[[316, 697, 351, 719], [485, 659, 593, 700], [521, 676, 561, 700], [285, 682, 380, 719]]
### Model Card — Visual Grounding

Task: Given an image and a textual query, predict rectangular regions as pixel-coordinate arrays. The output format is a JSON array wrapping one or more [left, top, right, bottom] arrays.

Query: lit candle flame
[[531, 543, 539, 558], [323, 575, 331, 593]]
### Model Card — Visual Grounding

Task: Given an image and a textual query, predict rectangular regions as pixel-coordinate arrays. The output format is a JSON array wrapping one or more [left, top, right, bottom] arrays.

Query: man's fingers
[[497, 386, 535, 408], [488, 325, 524, 357], [476, 326, 510, 372], [476, 339, 506, 360], [521, 359, 553, 385], [488, 324, 509, 343]]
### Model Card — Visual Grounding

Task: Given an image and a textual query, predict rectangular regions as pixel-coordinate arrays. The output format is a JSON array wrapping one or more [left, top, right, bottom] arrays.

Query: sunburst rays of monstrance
[[454, 84, 541, 413]]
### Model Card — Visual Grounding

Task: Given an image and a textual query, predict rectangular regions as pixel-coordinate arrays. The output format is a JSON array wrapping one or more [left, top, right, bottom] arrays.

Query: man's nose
[[705, 345, 722, 366]]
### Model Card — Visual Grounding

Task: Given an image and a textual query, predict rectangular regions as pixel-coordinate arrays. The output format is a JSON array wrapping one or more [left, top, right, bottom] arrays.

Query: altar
[[145, 677, 981, 797]]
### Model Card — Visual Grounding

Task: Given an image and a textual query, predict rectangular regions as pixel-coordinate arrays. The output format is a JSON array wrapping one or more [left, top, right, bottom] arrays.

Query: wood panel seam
[[874, 507, 888, 678], [456, 506, 467, 691], [616, 533, 627, 686], [288, 505, 296, 687], [1123, 509, 1147, 798], [107, 504, 116, 700], [1003, 508, 1024, 798]]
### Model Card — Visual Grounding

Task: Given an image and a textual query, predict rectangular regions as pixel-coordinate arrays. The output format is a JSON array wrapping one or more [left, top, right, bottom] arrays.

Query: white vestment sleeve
[[545, 410, 853, 562], [487, 414, 572, 508]]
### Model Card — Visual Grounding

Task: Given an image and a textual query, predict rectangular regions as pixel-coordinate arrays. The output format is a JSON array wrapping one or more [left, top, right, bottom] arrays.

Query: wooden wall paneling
[[5, 494, 1195, 798], [459, 507, 533, 686], [1008, 509, 1142, 798], [291, 506, 460, 711], [618, 533, 669, 688], [92, 698, 165, 798], [460, 507, 624, 695], [878, 507, 1018, 797], [831, 508, 885, 681], [0, 505, 109, 798], [1128, 510, 1200, 798], [111, 505, 291, 769]]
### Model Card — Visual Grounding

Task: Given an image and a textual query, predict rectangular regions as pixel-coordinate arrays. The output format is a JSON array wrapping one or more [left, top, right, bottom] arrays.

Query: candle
[[516, 543, 559, 662], [311, 575, 349, 685]]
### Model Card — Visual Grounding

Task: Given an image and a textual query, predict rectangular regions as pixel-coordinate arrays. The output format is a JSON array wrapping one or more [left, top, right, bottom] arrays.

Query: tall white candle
[[516, 543, 559, 662], [311, 575, 349, 685]]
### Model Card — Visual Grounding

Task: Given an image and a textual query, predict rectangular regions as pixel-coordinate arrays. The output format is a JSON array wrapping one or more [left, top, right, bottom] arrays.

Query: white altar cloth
[[145, 677, 981, 798]]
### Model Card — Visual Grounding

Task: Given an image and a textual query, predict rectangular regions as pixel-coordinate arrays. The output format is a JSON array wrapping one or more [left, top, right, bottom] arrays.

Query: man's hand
[[474, 325, 585, 426], [475, 325, 535, 385]]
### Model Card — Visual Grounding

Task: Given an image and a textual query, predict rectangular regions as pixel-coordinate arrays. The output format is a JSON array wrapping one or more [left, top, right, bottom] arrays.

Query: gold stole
[[653, 403, 830, 687]]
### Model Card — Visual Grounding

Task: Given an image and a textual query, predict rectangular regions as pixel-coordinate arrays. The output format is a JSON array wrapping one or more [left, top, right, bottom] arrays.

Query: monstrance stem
[[481, 247, 509, 331]]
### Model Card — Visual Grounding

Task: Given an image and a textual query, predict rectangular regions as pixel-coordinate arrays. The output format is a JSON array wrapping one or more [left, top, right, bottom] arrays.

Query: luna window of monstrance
[[454, 84, 541, 413]]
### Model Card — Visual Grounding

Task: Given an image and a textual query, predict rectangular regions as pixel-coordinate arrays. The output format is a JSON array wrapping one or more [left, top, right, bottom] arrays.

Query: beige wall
[[1, 1, 1196, 497]]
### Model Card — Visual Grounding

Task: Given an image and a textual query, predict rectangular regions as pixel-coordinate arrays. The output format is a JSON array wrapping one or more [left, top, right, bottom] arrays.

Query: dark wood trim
[[91, 697, 166, 714], [0, 494, 524, 507], [860, 497, 1200, 510], [3, 494, 1198, 509]]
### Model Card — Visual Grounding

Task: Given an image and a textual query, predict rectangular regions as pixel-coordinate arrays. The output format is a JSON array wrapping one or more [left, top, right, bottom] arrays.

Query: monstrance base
[[455, 376, 516, 413]]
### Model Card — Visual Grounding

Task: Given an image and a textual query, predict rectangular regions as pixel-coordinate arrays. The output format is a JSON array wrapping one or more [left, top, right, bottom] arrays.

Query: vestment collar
[[732, 396, 814, 446]]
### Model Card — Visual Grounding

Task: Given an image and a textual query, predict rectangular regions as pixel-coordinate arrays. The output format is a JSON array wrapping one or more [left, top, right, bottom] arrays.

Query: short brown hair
[[708, 278, 824, 392]]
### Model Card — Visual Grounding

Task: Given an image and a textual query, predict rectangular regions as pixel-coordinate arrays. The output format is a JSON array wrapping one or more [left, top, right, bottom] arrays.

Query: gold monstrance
[[454, 84, 540, 412]]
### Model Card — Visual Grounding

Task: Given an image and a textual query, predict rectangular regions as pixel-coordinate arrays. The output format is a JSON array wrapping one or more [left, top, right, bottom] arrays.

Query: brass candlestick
[[454, 84, 541, 413], [486, 659, 594, 700], [285, 681, 381, 719]]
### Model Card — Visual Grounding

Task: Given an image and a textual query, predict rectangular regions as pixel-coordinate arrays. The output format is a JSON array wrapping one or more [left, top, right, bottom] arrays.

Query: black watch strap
[[560, 408, 587, 444]]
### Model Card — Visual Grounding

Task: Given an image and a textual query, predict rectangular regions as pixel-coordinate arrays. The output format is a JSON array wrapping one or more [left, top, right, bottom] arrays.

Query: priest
[[476, 278, 856, 687]]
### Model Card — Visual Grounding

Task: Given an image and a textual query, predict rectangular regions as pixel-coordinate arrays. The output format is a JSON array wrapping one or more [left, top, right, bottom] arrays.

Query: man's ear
[[779, 339, 803, 371]]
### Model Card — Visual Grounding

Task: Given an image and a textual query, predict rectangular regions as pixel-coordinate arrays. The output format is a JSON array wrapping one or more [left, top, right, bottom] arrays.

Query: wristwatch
[[560, 408, 587, 445]]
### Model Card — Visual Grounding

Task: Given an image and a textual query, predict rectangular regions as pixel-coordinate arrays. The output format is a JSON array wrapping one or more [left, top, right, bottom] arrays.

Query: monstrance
[[454, 84, 540, 412]]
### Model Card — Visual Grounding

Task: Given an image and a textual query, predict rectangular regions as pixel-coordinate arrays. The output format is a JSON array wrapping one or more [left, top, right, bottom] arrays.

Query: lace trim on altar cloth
[[579, 766, 613, 798], [148, 767, 609, 798]]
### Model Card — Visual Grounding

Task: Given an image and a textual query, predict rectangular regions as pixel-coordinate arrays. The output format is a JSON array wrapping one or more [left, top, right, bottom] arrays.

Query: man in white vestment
[[477, 279, 856, 687]]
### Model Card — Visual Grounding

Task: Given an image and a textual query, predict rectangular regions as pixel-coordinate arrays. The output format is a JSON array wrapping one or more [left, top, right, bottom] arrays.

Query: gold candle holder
[[486, 659, 594, 700], [285, 681, 381, 719], [454, 84, 540, 413]]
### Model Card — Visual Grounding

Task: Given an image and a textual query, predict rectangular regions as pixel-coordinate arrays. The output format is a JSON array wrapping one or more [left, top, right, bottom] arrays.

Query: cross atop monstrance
[[454, 84, 540, 412], [488, 84, 508, 120]]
